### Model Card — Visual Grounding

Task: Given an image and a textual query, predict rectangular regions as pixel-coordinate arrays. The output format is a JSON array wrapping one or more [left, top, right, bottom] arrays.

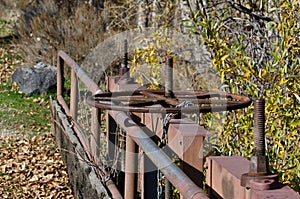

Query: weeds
[[14, 0, 106, 67]]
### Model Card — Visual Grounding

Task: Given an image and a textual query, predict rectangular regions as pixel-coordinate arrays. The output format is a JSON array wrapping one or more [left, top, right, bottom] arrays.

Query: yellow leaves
[[136, 76, 143, 85], [221, 71, 225, 82], [279, 78, 288, 85], [275, 141, 283, 148], [243, 71, 251, 78], [130, 30, 175, 88], [220, 54, 229, 62], [258, 68, 267, 79]]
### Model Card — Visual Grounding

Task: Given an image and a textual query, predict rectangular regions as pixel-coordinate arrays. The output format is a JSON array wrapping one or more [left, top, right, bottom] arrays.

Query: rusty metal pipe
[[70, 69, 78, 120], [57, 56, 64, 97], [58, 51, 100, 94], [106, 180, 123, 199], [109, 110, 209, 199], [124, 136, 137, 199]]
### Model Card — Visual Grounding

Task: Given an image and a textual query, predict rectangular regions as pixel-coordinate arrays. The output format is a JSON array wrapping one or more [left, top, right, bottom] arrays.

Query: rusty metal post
[[165, 57, 173, 98], [164, 57, 174, 199], [70, 69, 78, 120], [119, 39, 129, 79], [57, 56, 64, 97], [91, 107, 101, 158], [124, 134, 137, 199]]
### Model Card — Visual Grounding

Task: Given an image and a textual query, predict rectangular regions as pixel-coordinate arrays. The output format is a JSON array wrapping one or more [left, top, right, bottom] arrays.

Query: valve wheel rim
[[86, 89, 252, 113]]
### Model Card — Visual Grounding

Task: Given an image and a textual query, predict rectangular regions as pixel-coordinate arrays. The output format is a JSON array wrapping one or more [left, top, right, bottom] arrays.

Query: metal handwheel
[[86, 89, 252, 113]]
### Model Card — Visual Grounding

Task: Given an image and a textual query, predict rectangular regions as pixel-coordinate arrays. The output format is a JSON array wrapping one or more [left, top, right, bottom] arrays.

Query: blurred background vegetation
[[1, 0, 299, 193]]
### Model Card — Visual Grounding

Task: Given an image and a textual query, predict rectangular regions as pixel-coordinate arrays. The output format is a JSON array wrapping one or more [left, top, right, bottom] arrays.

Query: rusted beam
[[206, 156, 300, 199]]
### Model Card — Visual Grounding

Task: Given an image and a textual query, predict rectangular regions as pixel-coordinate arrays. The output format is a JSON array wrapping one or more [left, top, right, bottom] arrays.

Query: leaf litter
[[0, 132, 74, 198], [0, 45, 74, 198]]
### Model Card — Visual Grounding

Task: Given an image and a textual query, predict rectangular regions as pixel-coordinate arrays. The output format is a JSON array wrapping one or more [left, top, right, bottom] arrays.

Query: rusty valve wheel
[[86, 89, 252, 113]]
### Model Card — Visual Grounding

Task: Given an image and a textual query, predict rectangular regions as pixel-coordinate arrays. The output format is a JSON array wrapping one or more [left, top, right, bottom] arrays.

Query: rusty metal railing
[[56, 50, 209, 199], [55, 50, 300, 199], [57, 50, 122, 199]]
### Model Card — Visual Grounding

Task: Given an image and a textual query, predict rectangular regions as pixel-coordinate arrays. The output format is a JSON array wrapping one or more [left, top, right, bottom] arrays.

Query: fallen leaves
[[0, 132, 74, 198], [0, 30, 73, 199]]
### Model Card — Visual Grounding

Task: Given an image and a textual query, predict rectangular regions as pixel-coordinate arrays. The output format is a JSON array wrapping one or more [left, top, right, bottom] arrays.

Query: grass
[[0, 19, 13, 39], [0, 34, 53, 134], [0, 83, 53, 133]]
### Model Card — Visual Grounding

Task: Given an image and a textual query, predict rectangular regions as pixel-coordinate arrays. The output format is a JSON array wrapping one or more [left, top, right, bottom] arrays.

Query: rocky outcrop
[[11, 62, 57, 95]]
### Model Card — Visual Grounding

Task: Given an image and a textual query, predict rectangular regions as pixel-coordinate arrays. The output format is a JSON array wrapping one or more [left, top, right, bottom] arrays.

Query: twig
[[226, 0, 272, 22]]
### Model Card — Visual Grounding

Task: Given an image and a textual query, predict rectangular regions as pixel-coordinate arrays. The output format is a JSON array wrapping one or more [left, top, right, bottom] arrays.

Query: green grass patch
[[0, 19, 13, 39], [0, 83, 53, 133]]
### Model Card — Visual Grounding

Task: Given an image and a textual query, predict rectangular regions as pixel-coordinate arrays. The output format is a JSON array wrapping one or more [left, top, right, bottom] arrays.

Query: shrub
[[129, 28, 217, 91], [189, 0, 300, 192], [14, 0, 106, 67]]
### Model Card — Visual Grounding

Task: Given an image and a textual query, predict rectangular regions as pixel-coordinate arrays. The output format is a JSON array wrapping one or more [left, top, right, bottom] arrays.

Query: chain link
[[157, 101, 198, 198], [160, 100, 196, 146], [157, 170, 163, 199]]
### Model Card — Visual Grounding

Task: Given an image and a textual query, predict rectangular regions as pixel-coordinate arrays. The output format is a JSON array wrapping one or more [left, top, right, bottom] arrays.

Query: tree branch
[[226, 0, 272, 22]]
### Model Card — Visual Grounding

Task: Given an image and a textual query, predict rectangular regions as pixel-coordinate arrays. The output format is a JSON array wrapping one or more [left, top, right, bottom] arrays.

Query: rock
[[11, 62, 57, 95]]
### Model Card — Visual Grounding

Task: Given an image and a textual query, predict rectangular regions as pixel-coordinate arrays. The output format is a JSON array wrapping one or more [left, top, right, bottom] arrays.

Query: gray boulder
[[11, 62, 57, 95]]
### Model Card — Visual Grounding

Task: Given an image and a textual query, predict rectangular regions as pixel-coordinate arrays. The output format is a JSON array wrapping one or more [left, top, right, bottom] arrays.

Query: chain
[[157, 170, 163, 199], [160, 100, 196, 147], [157, 101, 198, 198]]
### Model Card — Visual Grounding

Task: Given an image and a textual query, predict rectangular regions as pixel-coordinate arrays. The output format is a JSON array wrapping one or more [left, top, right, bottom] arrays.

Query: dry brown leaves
[[0, 132, 74, 198]]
